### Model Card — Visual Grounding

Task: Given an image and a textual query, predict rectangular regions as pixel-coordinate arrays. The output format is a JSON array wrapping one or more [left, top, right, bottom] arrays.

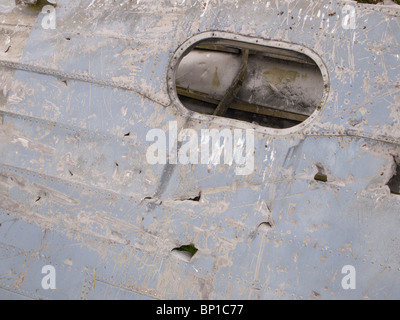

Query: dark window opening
[[175, 38, 325, 129], [388, 161, 400, 195]]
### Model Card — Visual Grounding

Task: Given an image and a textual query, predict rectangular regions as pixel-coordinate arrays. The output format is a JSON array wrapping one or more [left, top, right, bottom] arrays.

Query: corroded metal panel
[[0, 0, 399, 300]]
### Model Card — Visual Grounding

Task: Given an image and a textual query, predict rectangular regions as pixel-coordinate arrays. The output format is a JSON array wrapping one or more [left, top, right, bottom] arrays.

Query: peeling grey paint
[[0, 0, 399, 300]]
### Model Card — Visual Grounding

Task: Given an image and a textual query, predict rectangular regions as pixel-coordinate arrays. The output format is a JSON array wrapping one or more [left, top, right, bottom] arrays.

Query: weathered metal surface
[[0, 0, 399, 300]]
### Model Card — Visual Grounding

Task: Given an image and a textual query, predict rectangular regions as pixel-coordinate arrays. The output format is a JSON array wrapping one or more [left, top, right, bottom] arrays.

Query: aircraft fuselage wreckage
[[0, 0, 399, 300]]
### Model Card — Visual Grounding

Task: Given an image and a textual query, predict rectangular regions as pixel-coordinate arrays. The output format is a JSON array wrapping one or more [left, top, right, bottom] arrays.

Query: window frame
[[167, 31, 330, 136]]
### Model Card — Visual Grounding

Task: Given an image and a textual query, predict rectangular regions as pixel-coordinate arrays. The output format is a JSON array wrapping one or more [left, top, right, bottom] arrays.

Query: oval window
[[169, 33, 328, 130]]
